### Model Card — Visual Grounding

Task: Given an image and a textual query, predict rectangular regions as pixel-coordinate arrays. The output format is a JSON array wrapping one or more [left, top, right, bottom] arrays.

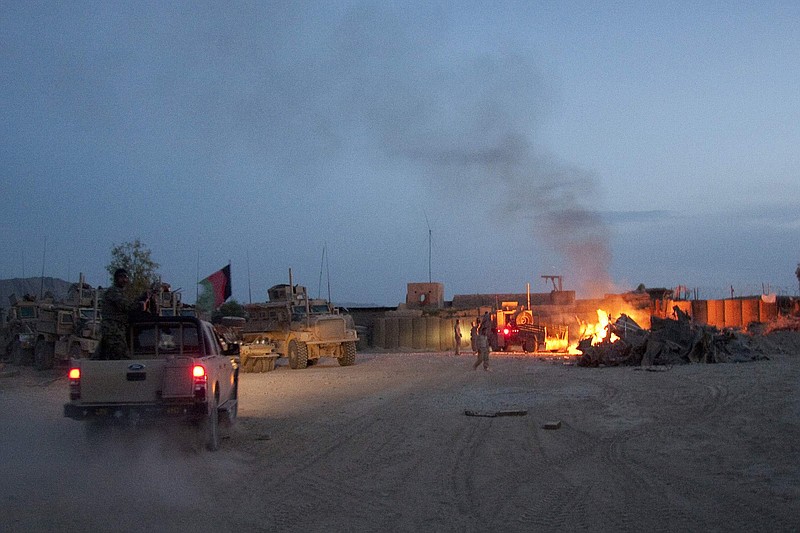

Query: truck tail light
[[68, 366, 81, 400], [193, 364, 207, 400], [502, 327, 510, 336]]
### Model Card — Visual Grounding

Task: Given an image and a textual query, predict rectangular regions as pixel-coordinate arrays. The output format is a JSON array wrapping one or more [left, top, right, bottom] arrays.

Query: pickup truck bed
[[64, 315, 239, 450]]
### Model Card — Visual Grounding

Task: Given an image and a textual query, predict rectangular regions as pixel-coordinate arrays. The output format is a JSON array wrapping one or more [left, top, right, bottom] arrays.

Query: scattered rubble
[[577, 306, 771, 367], [759, 315, 800, 334]]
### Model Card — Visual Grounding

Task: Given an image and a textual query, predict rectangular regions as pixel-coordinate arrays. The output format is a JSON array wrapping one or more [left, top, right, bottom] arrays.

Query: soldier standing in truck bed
[[95, 268, 145, 360]]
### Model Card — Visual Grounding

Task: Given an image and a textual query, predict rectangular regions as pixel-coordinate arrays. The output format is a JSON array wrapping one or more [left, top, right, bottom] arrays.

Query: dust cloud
[[0, 377, 243, 530]]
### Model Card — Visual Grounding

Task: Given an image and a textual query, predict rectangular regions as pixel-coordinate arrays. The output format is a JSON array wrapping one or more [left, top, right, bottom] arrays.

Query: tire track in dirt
[[243, 364, 479, 531], [439, 367, 612, 531]]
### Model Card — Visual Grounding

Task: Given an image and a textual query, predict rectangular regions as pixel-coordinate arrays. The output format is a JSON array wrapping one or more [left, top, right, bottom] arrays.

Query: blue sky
[[2, 1, 799, 306]]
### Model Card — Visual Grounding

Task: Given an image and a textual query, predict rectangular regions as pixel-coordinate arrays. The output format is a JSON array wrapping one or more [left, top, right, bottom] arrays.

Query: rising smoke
[[322, 6, 614, 296]]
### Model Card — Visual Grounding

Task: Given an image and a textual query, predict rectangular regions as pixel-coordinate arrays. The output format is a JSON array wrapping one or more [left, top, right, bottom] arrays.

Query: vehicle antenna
[[39, 236, 47, 299], [247, 250, 252, 304], [424, 210, 431, 283], [318, 244, 326, 299], [195, 251, 200, 303], [326, 245, 331, 303]]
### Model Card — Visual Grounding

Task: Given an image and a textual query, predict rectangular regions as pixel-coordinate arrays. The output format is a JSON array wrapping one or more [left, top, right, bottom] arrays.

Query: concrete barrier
[[373, 318, 386, 348], [724, 299, 743, 328], [441, 318, 455, 352], [760, 300, 778, 322], [399, 317, 413, 349], [692, 300, 708, 325], [385, 317, 399, 349], [412, 317, 427, 349], [706, 300, 725, 328], [426, 317, 439, 350], [741, 299, 760, 326]]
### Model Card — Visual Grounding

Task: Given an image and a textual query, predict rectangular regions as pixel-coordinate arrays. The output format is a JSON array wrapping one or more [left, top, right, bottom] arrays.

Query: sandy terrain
[[1, 341, 798, 532]]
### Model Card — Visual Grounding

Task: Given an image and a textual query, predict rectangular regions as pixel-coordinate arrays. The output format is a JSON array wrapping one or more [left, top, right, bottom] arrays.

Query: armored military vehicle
[[241, 280, 358, 371], [1, 295, 40, 365], [32, 280, 102, 370]]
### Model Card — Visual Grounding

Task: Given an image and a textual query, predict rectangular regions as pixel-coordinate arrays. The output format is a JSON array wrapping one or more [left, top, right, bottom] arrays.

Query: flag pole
[[195, 250, 200, 303]]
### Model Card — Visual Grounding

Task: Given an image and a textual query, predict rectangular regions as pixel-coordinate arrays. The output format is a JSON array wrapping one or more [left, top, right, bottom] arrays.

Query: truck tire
[[11, 340, 32, 366], [202, 391, 220, 451], [288, 340, 308, 369], [34, 339, 55, 370], [222, 376, 239, 427], [338, 341, 356, 366], [522, 339, 537, 353]]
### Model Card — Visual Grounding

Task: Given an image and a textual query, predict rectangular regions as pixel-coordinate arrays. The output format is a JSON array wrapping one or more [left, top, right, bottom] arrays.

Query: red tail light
[[68, 367, 81, 400], [193, 365, 207, 400], [503, 328, 510, 336]]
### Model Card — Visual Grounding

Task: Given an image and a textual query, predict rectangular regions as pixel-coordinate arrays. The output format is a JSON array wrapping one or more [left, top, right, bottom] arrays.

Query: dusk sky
[[2, 1, 799, 306]]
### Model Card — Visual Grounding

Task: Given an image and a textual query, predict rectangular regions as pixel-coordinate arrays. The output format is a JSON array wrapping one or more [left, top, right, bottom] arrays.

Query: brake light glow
[[68, 367, 81, 400], [193, 365, 207, 400], [503, 328, 510, 336]]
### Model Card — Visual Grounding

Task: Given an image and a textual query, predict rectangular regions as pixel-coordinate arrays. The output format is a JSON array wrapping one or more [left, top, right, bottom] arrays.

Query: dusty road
[[1, 345, 799, 532]]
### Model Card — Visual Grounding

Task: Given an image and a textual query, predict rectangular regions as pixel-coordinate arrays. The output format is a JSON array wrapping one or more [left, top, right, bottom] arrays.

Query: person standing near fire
[[473, 311, 492, 371], [453, 319, 463, 356], [470, 320, 478, 355]]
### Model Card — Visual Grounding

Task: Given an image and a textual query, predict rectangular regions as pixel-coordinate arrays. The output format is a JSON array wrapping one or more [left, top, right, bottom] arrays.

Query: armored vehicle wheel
[[11, 340, 33, 366], [35, 339, 55, 370], [288, 340, 308, 369], [522, 339, 537, 353], [338, 341, 356, 366]]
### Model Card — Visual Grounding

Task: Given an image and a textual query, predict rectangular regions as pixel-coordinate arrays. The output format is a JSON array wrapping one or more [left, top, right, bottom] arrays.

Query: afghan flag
[[199, 264, 232, 309]]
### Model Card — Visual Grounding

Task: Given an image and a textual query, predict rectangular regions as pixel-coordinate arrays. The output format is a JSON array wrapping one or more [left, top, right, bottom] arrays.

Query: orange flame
[[569, 309, 620, 353]]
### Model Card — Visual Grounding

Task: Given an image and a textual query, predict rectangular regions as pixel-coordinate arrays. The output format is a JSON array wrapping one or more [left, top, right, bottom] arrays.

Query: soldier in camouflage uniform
[[473, 311, 492, 371], [95, 269, 142, 360]]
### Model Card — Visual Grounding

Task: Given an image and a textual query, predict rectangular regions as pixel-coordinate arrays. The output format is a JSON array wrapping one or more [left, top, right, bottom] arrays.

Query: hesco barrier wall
[[689, 297, 777, 329], [369, 296, 779, 350], [373, 316, 469, 351]]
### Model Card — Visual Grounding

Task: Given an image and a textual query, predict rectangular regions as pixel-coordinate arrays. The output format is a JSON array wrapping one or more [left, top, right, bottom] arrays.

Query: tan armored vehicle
[[241, 282, 358, 371], [2, 295, 40, 365], [31, 280, 102, 370]]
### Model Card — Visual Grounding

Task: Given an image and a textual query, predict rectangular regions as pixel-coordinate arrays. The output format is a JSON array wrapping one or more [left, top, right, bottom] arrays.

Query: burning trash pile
[[576, 306, 768, 367]]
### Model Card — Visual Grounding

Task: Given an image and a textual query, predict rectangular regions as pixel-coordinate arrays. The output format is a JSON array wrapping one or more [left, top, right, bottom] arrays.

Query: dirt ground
[[1, 339, 799, 532]]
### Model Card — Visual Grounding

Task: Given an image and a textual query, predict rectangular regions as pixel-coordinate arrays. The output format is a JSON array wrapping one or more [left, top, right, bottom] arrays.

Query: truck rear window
[[130, 323, 201, 358]]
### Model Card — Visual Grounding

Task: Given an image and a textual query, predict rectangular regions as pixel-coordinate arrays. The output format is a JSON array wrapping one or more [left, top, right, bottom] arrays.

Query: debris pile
[[761, 315, 800, 334], [577, 306, 768, 367]]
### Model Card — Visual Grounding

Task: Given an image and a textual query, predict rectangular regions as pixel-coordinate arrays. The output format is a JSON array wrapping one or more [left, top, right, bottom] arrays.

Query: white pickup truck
[[64, 315, 239, 451]]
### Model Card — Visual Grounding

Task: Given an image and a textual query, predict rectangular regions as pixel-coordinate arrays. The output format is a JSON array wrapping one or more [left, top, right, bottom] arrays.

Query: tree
[[106, 239, 161, 299], [211, 299, 246, 323]]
